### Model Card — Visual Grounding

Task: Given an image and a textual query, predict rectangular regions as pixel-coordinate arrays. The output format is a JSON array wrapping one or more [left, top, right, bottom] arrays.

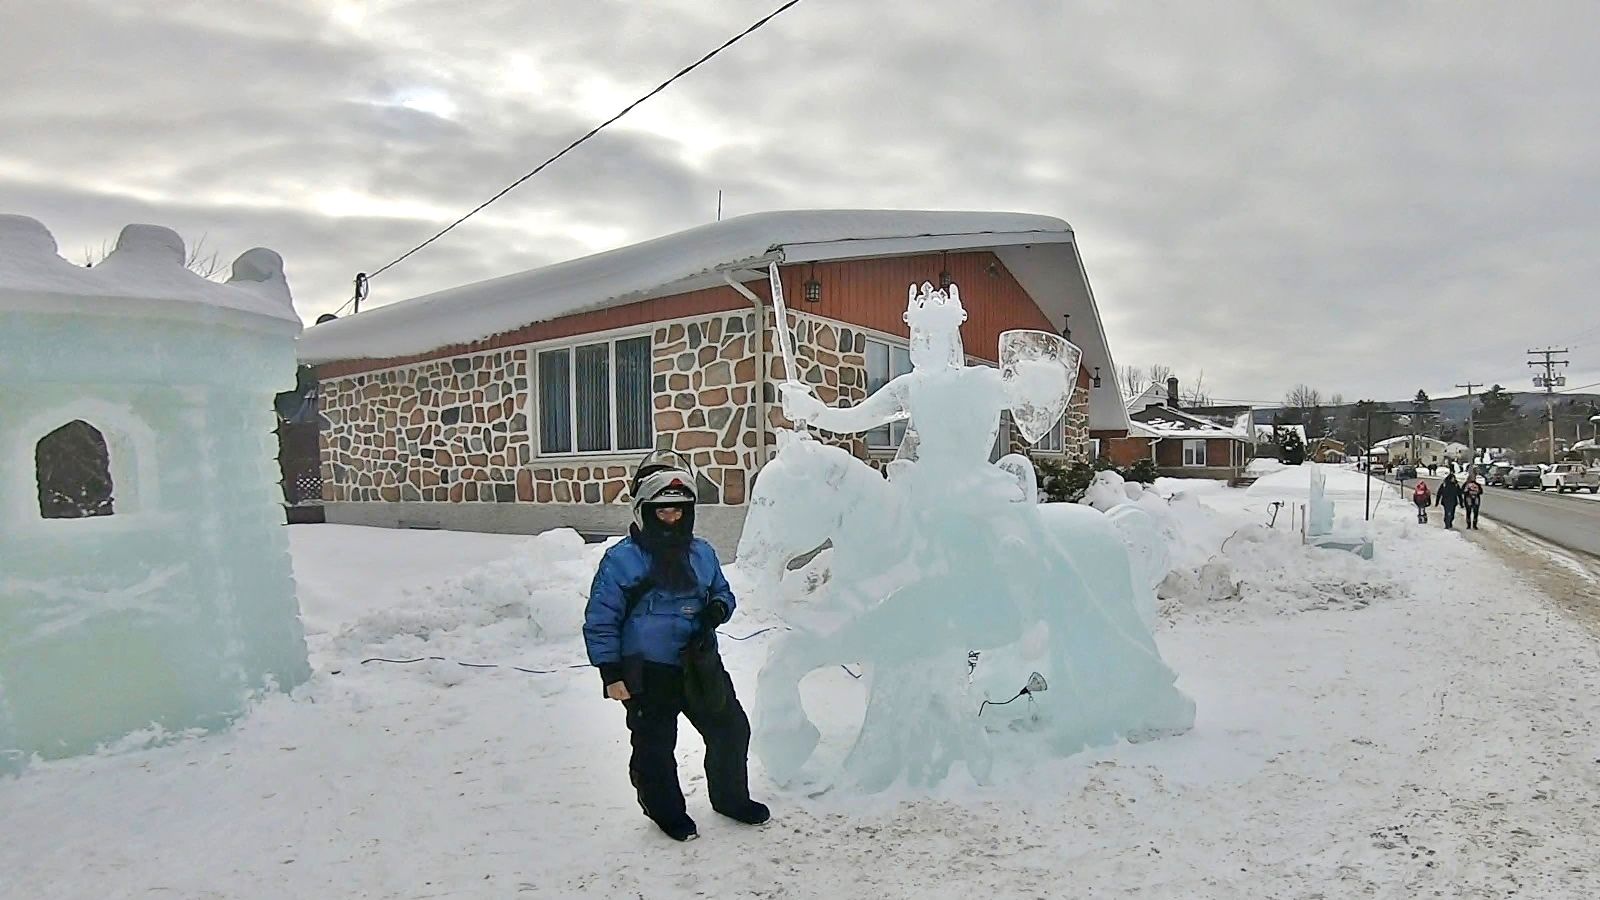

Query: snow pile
[[1078, 470, 1236, 574], [1244, 457, 1286, 477], [326, 528, 605, 661]]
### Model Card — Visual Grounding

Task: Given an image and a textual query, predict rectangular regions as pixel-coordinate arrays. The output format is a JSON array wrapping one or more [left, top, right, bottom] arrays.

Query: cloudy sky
[[4, 0, 1598, 404]]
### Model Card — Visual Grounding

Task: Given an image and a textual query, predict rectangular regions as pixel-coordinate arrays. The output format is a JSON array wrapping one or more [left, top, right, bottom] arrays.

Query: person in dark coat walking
[[584, 453, 769, 842], [1460, 473, 1484, 530], [1436, 473, 1462, 529]]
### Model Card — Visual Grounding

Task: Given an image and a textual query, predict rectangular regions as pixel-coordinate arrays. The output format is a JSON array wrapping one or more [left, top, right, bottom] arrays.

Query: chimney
[[1166, 377, 1180, 407]]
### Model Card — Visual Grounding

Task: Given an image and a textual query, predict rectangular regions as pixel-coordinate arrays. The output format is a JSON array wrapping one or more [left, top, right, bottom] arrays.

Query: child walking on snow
[[1412, 480, 1431, 523]]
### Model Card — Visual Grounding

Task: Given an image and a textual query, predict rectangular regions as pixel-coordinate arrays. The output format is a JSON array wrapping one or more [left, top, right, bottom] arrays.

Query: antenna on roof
[[717, 190, 723, 222]]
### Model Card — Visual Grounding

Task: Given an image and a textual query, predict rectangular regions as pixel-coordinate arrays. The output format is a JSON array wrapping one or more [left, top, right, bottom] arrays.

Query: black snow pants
[[623, 661, 753, 826], [1462, 498, 1481, 529], [1415, 500, 1429, 523], [1441, 500, 1457, 529]]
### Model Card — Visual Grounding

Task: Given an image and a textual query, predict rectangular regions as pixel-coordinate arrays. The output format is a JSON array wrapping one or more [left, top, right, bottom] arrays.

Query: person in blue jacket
[[584, 455, 769, 841]]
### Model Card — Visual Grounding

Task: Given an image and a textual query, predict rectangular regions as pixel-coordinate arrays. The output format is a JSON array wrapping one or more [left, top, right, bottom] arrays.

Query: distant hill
[[1254, 391, 1600, 426]]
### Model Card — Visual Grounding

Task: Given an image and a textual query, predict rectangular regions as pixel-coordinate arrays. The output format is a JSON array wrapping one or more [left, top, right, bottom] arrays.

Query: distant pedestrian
[[1437, 473, 1462, 530], [1413, 480, 1431, 523], [1461, 474, 1483, 530]]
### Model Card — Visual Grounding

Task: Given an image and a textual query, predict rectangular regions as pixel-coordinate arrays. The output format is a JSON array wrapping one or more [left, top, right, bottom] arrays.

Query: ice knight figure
[[742, 281, 1194, 792]]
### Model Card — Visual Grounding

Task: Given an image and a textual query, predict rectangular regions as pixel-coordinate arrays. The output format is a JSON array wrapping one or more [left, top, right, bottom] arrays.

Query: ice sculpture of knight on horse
[[737, 273, 1193, 793]]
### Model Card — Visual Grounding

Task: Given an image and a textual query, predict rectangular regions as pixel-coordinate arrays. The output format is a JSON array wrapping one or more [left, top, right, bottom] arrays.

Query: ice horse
[[739, 281, 1194, 792]]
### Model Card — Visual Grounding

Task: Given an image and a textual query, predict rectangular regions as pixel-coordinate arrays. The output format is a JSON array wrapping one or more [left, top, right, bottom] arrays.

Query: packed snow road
[[2, 470, 1598, 899]]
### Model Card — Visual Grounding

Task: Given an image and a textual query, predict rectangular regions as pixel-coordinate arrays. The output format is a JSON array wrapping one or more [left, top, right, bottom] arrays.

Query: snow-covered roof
[[1574, 438, 1598, 451], [0, 214, 299, 334], [1371, 435, 1446, 449], [1128, 402, 1248, 440], [301, 208, 1132, 432]]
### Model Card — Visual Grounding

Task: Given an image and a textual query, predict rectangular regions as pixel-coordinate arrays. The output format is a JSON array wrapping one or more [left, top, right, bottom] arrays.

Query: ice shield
[[1000, 329, 1081, 444]]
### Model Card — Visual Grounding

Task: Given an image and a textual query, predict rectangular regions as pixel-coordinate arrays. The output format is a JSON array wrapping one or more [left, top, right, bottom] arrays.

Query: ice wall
[[0, 217, 309, 773]]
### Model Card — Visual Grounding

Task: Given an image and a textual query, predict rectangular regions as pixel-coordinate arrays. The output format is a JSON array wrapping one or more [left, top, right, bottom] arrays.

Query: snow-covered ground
[[4, 465, 1599, 899]]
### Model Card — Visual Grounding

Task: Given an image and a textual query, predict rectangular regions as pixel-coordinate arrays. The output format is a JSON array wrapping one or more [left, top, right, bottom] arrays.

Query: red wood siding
[[317, 251, 1053, 379], [1106, 436, 1153, 467], [776, 251, 1053, 363]]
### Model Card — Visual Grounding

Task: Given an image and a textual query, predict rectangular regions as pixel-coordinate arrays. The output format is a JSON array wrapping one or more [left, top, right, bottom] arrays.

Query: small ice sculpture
[[741, 282, 1193, 792], [1308, 467, 1334, 537], [0, 216, 310, 774]]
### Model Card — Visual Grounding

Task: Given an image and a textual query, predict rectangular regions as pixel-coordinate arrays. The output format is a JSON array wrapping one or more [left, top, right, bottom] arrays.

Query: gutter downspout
[[723, 271, 770, 470]]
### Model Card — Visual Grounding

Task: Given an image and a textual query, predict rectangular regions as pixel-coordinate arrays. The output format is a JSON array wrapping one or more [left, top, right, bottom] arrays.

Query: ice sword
[[768, 262, 810, 434]]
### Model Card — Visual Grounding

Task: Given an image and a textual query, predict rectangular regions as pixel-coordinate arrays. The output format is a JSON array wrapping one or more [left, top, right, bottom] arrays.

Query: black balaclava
[[632, 501, 698, 592]]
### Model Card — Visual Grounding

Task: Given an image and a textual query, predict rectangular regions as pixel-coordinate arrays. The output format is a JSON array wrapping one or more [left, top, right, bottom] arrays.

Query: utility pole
[[1527, 348, 1570, 465], [1455, 380, 1482, 468]]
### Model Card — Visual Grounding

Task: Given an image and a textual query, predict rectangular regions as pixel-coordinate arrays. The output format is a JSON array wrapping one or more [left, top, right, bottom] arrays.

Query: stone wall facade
[[319, 309, 765, 510], [318, 308, 1092, 514]]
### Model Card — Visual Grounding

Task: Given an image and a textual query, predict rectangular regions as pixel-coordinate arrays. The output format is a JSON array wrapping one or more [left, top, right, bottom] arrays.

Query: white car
[[1540, 462, 1600, 493]]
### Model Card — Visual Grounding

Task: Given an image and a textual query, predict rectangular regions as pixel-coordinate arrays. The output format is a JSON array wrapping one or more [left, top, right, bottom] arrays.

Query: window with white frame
[[1089, 437, 1102, 460], [1032, 416, 1066, 453], [863, 337, 912, 449], [1183, 439, 1207, 467], [537, 335, 653, 455]]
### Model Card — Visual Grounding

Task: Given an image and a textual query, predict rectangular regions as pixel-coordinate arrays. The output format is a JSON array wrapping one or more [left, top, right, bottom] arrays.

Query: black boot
[[714, 800, 771, 825], [656, 815, 699, 842]]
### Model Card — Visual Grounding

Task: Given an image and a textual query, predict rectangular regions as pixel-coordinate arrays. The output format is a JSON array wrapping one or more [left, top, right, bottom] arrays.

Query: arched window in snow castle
[[35, 420, 115, 519]]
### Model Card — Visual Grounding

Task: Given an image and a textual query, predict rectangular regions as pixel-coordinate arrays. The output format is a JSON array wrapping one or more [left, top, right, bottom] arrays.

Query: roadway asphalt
[[1392, 472, 1600, 559]]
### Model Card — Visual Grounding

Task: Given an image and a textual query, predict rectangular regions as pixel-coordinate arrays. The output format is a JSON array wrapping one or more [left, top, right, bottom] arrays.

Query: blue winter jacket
[[584, 536, 736, 670]]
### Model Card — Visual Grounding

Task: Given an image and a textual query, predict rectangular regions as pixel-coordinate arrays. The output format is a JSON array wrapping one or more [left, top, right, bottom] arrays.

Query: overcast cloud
[[4, 0, 1598, 403]]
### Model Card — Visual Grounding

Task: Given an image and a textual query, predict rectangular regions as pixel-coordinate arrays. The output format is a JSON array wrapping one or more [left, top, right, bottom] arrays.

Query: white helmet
[[631, 452, 697, 530]]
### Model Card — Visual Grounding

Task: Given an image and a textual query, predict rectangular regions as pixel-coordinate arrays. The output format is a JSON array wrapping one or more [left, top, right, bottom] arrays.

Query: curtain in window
[[614, 336, 652, 451], [575, 343, 612, 452], [538, 350, 572, 454]]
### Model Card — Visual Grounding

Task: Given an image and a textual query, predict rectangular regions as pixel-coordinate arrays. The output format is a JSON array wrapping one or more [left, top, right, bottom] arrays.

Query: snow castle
[[0, 215, 311, 773]]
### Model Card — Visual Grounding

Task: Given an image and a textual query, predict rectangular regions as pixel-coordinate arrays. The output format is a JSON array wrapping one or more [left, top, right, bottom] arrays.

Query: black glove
[[697, 600, 729, 633]]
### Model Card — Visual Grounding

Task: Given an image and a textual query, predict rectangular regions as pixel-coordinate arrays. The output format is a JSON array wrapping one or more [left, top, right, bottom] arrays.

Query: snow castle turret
[[0, 215, 310, 774]]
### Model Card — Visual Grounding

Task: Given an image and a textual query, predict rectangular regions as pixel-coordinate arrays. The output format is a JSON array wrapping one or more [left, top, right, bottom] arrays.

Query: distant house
[[1106, 383, 1248, 480], [1372, 435, 1449, 467], [1310, 437, 1347, 463], [298, 210, 1133, 554]]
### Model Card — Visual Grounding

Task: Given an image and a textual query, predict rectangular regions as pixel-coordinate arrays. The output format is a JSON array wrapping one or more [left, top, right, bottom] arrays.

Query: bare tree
[[1148, 364, 1174, 389], [1183, 370, 1213, 407], [1285, 384, 1322, 411], [83, 232, 227, 281], [1119, 364, 1147, 398]]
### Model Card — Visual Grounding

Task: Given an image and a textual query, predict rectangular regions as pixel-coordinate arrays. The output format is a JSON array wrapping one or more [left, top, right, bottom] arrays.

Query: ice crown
[[903, 281, 967, 329]]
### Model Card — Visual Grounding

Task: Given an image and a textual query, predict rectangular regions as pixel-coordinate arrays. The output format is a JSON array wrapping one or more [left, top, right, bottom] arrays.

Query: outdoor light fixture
[[802, 278, 821, 303], [1061, 314, 1072, 341], [1092, 367, 1103, 388], [939, 270, 953, 290]]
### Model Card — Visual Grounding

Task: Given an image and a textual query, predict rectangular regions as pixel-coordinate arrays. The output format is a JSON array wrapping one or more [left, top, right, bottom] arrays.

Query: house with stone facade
[[297, 210, 1132, 553]]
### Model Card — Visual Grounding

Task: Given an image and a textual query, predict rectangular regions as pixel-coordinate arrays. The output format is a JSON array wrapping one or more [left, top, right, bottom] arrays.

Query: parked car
[[1486, 462, 1514, 486], [1393, 464, 1417, 479], [1540, 462, 1600, 493], [1508, 466, 1543, 489]]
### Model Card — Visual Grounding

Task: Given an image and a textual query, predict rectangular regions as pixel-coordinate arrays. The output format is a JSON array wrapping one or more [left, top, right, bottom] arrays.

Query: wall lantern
[[803, 278, 822, 303], [1061, 314, 1072, 341], [1092, 367, 1103, 388], [939, 270, 953, 290]]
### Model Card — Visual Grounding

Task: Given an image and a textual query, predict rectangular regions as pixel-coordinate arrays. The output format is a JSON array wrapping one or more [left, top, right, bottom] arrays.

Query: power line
[[359, 0, 806, 290]]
